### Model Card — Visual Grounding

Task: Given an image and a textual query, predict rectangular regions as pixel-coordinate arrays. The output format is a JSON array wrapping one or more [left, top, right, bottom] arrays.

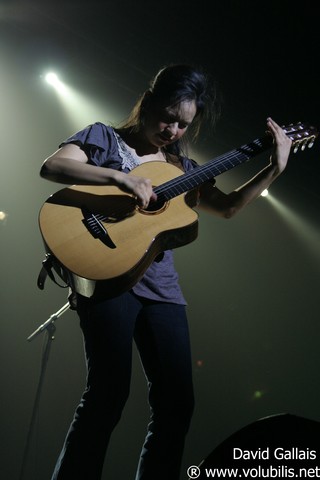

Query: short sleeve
[[59, 122, 123, 169]]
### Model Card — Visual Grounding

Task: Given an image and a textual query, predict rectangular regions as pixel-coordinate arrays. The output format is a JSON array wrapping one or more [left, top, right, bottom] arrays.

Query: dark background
[[1, 1, 319, 479]]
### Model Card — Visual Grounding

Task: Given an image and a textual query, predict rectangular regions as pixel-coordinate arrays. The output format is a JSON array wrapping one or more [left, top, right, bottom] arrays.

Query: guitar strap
[[37, 253, 69, 291], [37, 254, 78, 310]]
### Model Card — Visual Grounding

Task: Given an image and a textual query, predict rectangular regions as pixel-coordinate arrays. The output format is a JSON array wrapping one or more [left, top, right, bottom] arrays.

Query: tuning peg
[[307, 137, 315, 148]]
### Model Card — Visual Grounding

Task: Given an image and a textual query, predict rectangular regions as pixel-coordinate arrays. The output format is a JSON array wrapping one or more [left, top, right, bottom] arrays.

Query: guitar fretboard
[[154, 135, 273, 202]]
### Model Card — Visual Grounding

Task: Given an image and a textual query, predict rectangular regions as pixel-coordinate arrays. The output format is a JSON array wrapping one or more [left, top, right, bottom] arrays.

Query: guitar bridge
[[81, 206, 116, 249]]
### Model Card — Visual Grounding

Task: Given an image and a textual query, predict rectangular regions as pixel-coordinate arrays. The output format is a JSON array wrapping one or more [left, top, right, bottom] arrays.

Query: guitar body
[[39, 161, 199, 298]]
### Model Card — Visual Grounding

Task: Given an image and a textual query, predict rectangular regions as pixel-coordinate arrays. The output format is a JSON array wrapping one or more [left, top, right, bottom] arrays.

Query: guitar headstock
[[283, 122, 319, 153]]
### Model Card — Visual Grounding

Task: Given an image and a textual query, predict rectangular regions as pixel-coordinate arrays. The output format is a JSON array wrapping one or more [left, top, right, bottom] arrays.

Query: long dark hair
[[119, 64, 220, 155]]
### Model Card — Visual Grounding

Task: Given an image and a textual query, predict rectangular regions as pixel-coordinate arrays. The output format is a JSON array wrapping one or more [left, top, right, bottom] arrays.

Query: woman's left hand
[[267, 117, 292, 173]]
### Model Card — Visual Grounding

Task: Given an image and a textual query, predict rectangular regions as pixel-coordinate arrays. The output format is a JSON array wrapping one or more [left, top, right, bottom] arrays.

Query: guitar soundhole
[[139, 198, 168, 215]]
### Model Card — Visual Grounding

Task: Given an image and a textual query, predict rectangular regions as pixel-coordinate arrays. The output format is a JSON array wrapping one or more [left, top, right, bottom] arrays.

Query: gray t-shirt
[[60, 122, 198, 305]]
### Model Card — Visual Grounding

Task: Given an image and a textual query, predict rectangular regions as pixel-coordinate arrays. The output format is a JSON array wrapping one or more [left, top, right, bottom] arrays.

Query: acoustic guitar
[[38, 122, 318, 298]]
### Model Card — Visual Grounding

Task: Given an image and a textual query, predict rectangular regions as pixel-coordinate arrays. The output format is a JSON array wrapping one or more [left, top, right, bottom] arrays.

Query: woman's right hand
[[114, 171, 157, 208]]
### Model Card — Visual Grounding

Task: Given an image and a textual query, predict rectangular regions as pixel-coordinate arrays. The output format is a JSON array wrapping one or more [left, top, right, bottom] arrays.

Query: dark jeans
[[51, 291, 195, 480]]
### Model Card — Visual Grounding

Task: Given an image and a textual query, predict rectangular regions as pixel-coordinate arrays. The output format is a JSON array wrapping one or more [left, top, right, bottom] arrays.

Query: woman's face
[[142, 99, 197, 148]]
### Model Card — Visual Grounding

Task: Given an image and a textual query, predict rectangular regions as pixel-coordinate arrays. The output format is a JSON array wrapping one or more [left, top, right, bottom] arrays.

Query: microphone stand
[[19, 303, 70, 480]]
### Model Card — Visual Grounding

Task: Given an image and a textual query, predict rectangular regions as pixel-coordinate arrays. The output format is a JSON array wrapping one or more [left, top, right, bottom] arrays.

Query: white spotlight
[[0, 211, 8, 222], [45, 72, 67, 95], [261, 189, 269, 197], [45, 72, 59, 86]]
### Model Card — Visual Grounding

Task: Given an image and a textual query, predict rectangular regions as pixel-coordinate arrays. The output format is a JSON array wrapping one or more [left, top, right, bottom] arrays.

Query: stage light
[[45, 72, 58, 85], [0, 211, 8, 223], [41, 69, 122, 130], [261, 189, 269, 197], [252, 390, 264, 400], [45, 72, 67, 95]]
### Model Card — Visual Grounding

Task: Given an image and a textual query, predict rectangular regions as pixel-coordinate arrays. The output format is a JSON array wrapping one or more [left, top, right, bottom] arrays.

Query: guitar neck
[[154, 135, 273, 201]]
